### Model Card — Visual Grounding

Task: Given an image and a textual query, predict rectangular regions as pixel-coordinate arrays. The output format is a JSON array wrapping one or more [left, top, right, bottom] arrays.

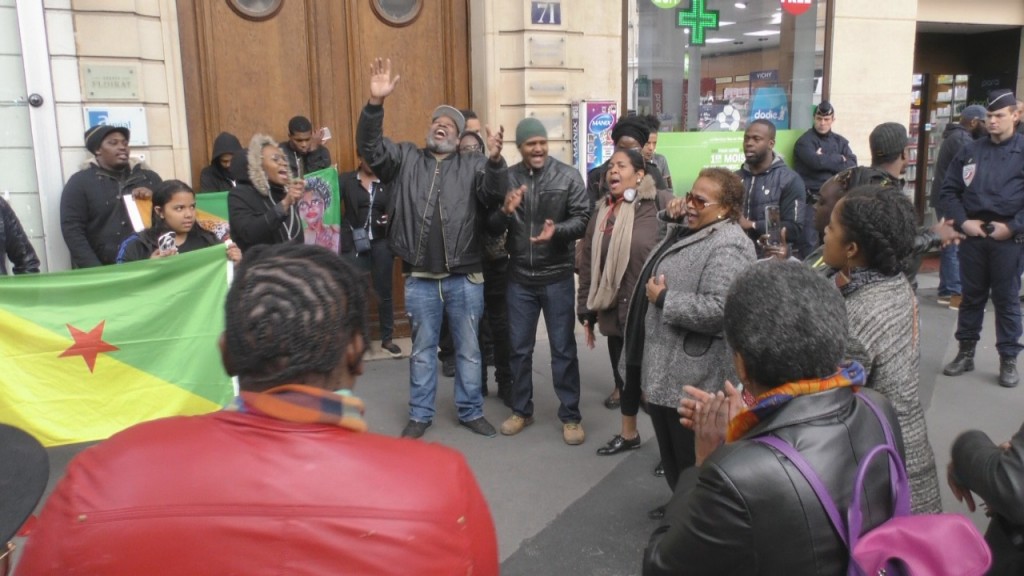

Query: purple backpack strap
[[855, 392, 906, 512], [752, 435, 849, 547]]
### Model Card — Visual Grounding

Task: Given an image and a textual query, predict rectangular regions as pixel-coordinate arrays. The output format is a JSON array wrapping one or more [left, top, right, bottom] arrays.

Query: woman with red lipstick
[[623, 167, 755, 519], [118, 180, 240, 263], [578, 148, 671, 456], [300, 177, 341, 252]]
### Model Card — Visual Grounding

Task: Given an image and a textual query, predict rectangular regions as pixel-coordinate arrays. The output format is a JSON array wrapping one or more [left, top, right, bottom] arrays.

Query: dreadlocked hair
[[224, 243, 367, 391], [837, 185, 916, 277]]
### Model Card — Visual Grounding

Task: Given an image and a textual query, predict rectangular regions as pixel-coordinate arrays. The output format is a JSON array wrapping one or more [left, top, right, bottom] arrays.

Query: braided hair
[[837, 184, 916, 276], [224, 243, 367, 391]]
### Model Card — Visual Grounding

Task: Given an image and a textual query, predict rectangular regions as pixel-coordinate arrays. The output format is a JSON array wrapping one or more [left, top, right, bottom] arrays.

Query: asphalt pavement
[[26, 264, 1024, 575]]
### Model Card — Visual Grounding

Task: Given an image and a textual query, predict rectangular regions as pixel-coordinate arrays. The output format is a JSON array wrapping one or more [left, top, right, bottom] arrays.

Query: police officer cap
[[814, 101, 835, 116], [986, 89, 1016, 112]]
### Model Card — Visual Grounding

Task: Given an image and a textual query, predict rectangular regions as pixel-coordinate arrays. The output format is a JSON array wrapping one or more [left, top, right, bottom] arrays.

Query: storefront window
[[626, 0, 829, 190]]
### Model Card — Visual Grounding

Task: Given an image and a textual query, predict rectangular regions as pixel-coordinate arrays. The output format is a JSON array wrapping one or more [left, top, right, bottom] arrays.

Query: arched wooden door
[[177, 0, 472, 339]]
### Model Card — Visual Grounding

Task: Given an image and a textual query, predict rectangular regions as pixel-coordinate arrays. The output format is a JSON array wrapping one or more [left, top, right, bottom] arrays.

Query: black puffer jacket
[[1, 197, 40, 274], [644, 387, 905, 576], [227, 134, 302, 252], [60, 160, 162, 268], [496, 156, 590, 285], [356, 103, 507, 271]]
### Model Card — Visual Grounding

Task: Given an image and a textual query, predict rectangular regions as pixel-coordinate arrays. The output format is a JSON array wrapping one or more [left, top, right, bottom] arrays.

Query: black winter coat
[[644, 387, 905, 576], [0, 197, 40, 274], [227, 134, 303, 252], [737, 154, 805, 245], [60, 161, 162, 268]]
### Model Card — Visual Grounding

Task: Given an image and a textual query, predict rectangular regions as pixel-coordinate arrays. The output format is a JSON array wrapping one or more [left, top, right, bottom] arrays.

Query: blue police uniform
[[940, 131, 1024, 360]]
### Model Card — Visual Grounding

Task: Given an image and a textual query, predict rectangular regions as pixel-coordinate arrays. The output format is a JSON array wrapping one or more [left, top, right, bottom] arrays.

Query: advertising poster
[[575, 100, 618, 181], [656, 130, 800, 195]]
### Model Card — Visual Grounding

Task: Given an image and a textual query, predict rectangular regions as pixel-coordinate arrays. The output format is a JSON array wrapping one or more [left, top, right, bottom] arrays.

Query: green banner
[[658, 130, 800, 194]]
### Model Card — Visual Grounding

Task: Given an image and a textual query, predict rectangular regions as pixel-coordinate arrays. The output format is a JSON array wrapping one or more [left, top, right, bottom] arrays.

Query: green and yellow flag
[[0, 247, 234, 446]]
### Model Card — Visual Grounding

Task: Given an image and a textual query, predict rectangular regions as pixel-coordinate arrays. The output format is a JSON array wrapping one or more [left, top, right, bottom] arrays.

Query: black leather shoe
[[647, 505, 667, 520], [459, 417, 497, 438], [653, 462, 665, 477], [999, 356, 1019, 388], [603, 392, 621, 410], [596, 434, 641, 455], [441, 358, 456, 378], [401, 420, 431, 439]]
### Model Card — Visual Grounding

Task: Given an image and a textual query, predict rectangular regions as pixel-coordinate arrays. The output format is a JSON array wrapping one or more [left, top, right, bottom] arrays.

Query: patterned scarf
[[726, 361, 865, 442], [831, 266, 891, 297], [226, 384, 367, 433]]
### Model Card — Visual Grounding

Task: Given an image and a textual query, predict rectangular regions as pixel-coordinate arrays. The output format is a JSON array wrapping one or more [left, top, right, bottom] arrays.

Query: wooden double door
[[177, 0, 472, 339]]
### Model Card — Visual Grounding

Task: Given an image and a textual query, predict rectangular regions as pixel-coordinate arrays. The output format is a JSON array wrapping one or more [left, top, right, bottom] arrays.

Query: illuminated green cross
[[677, 0, 720, 46]]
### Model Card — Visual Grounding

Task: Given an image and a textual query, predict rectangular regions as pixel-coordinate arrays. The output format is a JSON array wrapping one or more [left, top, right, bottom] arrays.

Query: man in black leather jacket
[[0, 197, 40, 274], [950, 423, 1024, 575], [356, 58, 508, 441], [491, 118, 590, 445], [643, 261, 903, 575]]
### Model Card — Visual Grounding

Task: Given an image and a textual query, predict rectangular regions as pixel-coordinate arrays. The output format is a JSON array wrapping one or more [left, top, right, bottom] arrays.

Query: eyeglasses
[[460, 144, 482, 153], [266, 153, 287, 164], [685, 192, 719, 210]]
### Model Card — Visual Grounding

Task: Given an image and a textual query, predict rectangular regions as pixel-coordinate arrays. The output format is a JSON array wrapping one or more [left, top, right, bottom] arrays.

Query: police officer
[[792, 101, 857, 258], [940, 89, 1024, 388]]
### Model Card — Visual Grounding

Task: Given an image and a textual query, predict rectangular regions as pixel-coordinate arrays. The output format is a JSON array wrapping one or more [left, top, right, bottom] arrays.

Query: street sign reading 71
[[677, 0, 719, 46]]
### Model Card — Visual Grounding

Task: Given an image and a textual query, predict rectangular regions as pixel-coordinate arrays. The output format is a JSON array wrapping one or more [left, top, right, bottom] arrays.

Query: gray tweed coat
[[845, 273, 943, 514], [641, 219, 756, 408]]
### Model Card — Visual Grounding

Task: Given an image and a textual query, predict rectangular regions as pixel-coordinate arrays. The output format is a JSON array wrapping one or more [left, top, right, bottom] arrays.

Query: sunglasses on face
[[460, 144, 481, 153], [685, 192, 719, 210]]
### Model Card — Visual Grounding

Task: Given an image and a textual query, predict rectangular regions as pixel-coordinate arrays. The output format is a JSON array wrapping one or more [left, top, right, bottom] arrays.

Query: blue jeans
[[405, 275, 485, 422], [938, 243, 961, 297], [507, 276, 582, 422]]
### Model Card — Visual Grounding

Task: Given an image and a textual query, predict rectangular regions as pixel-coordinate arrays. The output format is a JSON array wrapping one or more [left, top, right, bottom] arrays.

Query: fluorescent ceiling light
[[744, 29, 780, 37], [735, 2, 747, 8], [770, 13, 782, 24], [704, 38, 735, 43], [719, 21, 735, 26]]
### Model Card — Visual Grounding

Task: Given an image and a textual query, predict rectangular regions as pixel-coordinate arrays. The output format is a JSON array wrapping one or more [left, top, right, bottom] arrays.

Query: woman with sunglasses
[[578, 148, 672, 456], [624, 167, 755, 519]]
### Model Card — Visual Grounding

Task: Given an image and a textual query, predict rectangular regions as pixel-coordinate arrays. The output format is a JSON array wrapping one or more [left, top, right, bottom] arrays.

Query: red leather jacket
[[18, 410, 498, 575]]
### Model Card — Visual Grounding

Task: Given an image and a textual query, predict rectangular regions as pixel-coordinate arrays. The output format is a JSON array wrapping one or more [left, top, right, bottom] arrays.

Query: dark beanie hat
[[611, 117, 650, 147], [84, 125, 130, 154], [515, 117, 547, 147], [288, 115, 313, 134], [987, 89, 1016, 112], [869, 122, 908, 159]]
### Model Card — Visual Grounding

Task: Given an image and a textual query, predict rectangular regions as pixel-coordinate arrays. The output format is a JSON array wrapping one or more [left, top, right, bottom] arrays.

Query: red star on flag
[[59, 321, 119, 373]]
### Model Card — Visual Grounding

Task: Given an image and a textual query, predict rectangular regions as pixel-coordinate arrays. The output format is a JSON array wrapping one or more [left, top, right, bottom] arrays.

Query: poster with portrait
[[300, 167, 341, 252]]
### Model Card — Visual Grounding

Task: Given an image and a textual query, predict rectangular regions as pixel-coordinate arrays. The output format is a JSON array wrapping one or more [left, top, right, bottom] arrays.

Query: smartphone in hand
[[765, 205, 782, 247], [158, 231, 176, 252]]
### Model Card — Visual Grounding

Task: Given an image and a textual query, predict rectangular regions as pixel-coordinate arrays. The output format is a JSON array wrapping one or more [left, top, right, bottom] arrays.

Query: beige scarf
[[587, 175, 658, 311]]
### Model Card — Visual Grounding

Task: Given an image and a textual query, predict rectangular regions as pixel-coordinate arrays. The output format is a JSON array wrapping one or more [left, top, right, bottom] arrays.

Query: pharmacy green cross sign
[[677, 0, 719, 46]]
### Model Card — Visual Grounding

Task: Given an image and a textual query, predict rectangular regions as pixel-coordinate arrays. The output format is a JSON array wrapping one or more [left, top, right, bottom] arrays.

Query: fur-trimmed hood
[[80, 156, 151, 172], [230, 133, 292, 197]]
